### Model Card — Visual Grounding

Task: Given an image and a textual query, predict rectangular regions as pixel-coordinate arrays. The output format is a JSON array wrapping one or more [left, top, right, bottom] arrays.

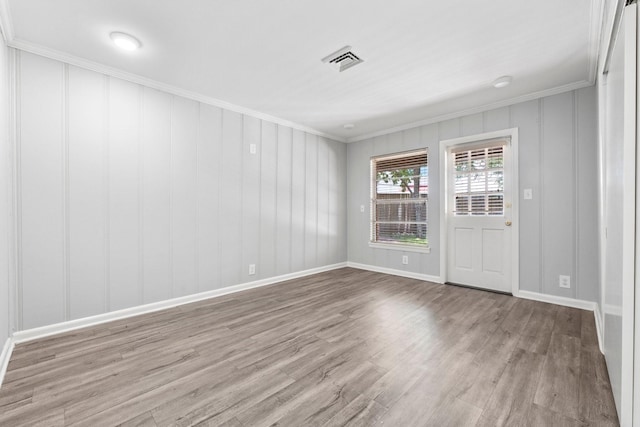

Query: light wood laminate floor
[[0, 268, 619, 426]]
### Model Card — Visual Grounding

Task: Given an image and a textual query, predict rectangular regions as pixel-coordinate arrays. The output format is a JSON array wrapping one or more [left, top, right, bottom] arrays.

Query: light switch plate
[[524, 188, 533, 200], [249, 144, 257, 154]]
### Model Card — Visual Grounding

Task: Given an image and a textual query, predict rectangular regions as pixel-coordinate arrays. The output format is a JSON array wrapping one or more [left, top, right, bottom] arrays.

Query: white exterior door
[[444, 135, 515, 293]]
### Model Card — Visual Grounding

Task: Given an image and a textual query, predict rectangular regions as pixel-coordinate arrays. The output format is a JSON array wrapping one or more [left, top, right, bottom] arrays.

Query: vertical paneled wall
[[0, 37, 11, 342], [347, 86, 599, 302], [15, 51, 347, 330]]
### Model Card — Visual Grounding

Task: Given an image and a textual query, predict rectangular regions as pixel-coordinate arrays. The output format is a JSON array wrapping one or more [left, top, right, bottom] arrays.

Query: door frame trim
[[623, 3, 638, 425], [438, 128, 520, 295], [634, 3, 640, 423]]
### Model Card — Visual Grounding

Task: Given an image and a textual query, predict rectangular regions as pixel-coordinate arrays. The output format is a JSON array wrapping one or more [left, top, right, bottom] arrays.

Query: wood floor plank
[[33, 347, 199, 404], [475, 414, 502, 427], [523, 403, 587, 427], [480, 348, 545, 425], [517, 303, 557, 355], [117, 411, 158, 427], [377, 351, 476, 425], [424, 393, 483, 427], [463, 294, 518, 353], [194, 417, 243, 427], [533, 331, 581, 419], [578, 347, 619, 426], [500, 298, 536, 335], [580, 311, 600, 350], [0, 404, 65, 427], [270, 361, 386, 427], [321, 394, 387, 427], [233, 366, 339, 427], [134, 362, 293, 427], [4, 350, 123, 388], [362, 362, 427, 409], [554, 306, 583, 339], [451, 326, 520, 408], [0, 268, 619, 426]]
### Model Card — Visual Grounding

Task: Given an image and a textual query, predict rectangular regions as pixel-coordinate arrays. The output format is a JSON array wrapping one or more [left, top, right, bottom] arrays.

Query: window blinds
[[453, 141, 505, 216], [371, 149, 429, 246]]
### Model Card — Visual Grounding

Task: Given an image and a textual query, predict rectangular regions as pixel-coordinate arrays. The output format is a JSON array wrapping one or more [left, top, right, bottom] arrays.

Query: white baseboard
[[346, 262, 443, 284], [516, 290, 597, 311], [0, 337, 15, 388], [12, 262, 347, 345], [593, 303, 604, 354]]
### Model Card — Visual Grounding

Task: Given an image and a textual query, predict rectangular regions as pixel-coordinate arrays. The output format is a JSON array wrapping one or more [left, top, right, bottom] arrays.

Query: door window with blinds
[[370, 149, 429, 248], [452, 140, 505, 216]]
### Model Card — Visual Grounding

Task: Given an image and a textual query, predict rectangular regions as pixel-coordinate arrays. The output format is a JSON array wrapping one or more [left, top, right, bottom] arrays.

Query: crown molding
[[6, 37, 347, 143], [346, 79, 594, 143]]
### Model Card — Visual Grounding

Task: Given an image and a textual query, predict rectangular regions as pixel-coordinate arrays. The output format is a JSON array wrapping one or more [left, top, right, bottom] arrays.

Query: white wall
[[347, 86, 599, 302], [14, 50, 347, 331], [0, 31, 11, 345]]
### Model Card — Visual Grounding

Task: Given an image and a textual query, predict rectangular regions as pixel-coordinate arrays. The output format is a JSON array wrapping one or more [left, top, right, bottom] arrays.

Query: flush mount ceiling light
[[110, 32, 141, 51], [343, 123, 355, 130], [492, 76, 513, 88]]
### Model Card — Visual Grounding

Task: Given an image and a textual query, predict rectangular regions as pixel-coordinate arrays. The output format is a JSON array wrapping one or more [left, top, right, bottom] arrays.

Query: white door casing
[[439, 129, 519, 295], [621, 2, 637, 425], [634, 4, 640, 424]]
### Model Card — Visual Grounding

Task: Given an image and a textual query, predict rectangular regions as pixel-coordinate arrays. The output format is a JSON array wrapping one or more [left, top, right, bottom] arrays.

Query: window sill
[[368, 242, 431, 254]]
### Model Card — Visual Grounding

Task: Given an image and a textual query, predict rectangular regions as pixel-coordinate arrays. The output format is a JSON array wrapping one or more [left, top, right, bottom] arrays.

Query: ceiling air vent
[[321, 46, 363, 72]]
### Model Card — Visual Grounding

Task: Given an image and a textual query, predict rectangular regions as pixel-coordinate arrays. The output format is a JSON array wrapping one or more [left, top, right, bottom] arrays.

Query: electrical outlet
[[249, 264, 256, 275], [249, 144, 257, 154], [559, 275, 570, 288], [402, 255, 409, 265]]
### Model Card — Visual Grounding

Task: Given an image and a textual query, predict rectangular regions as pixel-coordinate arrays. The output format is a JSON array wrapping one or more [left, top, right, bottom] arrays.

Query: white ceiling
[[2, 0, 601, 142]]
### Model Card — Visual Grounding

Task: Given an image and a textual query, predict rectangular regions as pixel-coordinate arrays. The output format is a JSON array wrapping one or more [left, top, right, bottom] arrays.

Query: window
[[452, 142, 504, 216], [370, 149, 429, 250]]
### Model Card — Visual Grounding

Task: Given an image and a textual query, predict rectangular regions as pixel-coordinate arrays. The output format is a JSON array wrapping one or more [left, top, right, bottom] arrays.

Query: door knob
[[505, 221, 512, 226]]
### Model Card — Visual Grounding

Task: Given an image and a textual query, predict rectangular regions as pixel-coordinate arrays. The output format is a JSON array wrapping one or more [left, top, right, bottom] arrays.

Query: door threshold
[[445, 281, 512, 296]]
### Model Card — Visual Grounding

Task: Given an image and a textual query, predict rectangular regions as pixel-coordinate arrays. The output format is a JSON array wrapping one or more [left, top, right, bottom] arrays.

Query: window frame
[[369, 148, 430, 253]]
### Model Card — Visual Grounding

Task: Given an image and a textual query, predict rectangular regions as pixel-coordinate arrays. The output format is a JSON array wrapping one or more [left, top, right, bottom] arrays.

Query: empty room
[[0, 0, 638, 426]]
